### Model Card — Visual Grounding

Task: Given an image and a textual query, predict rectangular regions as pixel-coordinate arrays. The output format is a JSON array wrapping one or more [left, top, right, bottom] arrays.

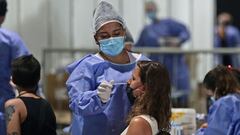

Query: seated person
[[5, 55, 57, 135], [196, 65, 240, 135], [122, 61, 171, 135]]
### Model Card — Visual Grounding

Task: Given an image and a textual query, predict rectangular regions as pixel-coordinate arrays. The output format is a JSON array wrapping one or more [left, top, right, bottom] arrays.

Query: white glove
[[97, 80, 114, 103]]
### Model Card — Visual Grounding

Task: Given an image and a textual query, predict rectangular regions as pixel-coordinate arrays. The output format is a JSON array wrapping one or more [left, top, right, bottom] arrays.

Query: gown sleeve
[[66, 59, 107, 116]]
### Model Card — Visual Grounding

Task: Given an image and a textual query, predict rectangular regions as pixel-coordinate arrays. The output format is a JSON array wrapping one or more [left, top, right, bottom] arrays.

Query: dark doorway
[[217, 0, 240, 30]]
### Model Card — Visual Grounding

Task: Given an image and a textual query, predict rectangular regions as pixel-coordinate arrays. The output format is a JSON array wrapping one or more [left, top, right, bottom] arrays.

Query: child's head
[[11, 55, 40, 92]]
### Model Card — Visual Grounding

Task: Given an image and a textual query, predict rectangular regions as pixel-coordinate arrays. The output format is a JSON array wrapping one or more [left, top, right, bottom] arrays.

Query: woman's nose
[[127, 79, 131, 84]]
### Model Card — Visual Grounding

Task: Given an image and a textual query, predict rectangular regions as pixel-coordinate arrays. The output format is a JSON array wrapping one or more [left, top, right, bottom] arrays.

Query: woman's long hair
[[127, 61, 172, 131], [203, 65, 240, 99]]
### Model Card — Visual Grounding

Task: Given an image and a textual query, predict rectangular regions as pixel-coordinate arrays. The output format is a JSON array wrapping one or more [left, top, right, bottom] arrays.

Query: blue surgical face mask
[[210, 89, 217, 104], [146, 11, 157, 21], [99, 36, 125, 57], [126, 83, 136, 105]]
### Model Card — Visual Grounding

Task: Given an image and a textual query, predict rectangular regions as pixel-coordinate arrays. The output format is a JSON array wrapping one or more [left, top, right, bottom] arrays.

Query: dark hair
[[0, 0, 7, 16], [127, 61, 172, 131], [230, 68, 240, 83], [11, 55, 40, 92], [203, 65, 240, 99]]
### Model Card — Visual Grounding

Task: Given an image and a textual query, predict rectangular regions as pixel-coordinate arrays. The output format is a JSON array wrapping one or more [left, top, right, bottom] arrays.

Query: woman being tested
[[122, 61, 172, 135], [66, 1, 149, 135]]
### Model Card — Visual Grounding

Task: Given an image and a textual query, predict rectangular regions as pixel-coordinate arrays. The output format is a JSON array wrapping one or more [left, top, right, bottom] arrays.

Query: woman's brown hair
[[203, 65, 240, 99], [127, 61, 172, 131]]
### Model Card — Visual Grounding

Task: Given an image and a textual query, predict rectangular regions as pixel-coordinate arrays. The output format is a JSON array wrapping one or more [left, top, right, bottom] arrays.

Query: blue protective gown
[[196, 93, 240, 135], [214, 25, 240, 68], [0, 28, 30, 111], [135, 18, 190, 92], [66, 53, 149, 135]]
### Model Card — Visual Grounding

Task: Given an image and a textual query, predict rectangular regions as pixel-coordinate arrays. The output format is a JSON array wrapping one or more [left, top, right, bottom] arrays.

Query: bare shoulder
[[127, 116, 152, 135], [5, 98, 26, 116], [130, 116, 150, 126], [5, 98, 23, 108], [5, 99, 24, 135]]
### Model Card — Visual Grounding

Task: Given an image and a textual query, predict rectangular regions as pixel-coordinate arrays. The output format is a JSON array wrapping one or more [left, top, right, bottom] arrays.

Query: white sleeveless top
[[121, 115, 159, 135]]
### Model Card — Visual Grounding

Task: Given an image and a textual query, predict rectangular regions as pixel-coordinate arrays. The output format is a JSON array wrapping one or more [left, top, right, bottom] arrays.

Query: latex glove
[[97, 80, 114, 103]]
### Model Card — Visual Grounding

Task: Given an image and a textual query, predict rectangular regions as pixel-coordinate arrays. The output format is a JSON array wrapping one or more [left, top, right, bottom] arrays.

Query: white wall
[[3, 0, 48, 63], [123, 0, 145, 41], [192, 0, 215, 81], [2, 0, 214, 77], [168, 0, 215, 82]]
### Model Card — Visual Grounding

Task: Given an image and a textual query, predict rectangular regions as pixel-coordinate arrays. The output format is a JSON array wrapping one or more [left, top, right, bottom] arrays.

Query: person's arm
[[126, 117, 152, 135], [231, 26, 240, 46], [5, 100, 21, 135], [66, 61, 108, 116], [10, 32, 30, 60], [203, 99, 232, 134], [177, 25, 190, 44], [135, 28, 148, 47], [170, 20, 190, 44]]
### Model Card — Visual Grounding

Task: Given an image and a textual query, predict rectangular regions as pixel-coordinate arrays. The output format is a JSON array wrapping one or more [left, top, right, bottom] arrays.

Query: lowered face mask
[[99, 36, 125, 57], [126, 84, 136, 105]]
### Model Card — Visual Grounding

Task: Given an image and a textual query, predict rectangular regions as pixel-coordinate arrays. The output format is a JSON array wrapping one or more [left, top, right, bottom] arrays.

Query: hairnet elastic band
[[94, 20, 125, 34], [125, 41, 134, 44]]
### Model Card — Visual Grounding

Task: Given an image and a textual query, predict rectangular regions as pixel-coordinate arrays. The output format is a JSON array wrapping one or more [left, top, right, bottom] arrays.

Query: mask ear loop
[[213, 87, 218, 100]]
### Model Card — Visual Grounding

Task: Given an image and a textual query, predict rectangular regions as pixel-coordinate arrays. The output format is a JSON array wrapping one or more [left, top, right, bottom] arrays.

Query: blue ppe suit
[[196, 94, 240, 135], [214, 25, 240, 68], [0, 101, 6, 135], [66, 53, 149, 135], [0, 28, 29, 112], [135, 18, 190, 99]]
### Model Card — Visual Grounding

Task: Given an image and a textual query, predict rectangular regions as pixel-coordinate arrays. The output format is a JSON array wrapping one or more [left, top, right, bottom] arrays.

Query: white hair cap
[[92, 1, 126, 34]]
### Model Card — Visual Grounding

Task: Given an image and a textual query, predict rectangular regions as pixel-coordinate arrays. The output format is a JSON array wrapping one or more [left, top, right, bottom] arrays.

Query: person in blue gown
[[214, 12, 240, 68], [0, 1, 29, 133], [65, 1, 149, 135], [196, 65, 240, 135], [135, 1, 190, 107], [0, 0, 30, 113]]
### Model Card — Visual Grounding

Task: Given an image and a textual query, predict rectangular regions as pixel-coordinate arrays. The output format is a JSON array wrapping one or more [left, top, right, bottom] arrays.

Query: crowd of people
[[1, 0, 240, 135]]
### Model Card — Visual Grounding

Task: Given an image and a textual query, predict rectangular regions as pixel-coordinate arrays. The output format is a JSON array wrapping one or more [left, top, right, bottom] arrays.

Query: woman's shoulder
[[131, 115, 158, 132], [137, 115, 159, 134], [0, 28, 16, 37], [131, 115, 151, 124], [5, 98, 23, 107], [137, 115, 157, 123], [5, 98, 25, 117], [211, 93, 240, 112], [218, 93, 240, 103], [128, 116, 152, 135]]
